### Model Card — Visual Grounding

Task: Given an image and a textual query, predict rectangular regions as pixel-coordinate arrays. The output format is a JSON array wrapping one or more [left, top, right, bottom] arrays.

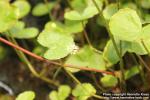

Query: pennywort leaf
[[49, 85, 71, 100], [72, 83, 96, 100], [16, 91, 35, 100], [140, 0, 150, 9], [37, 22, 76, 60], [45, 21, 84, 34], [65, 6, 98, 20], [65, 46, 106, 72], [0, 1, 18, 32], [3, 21, 39, 39], [13, 0, 31, 18], [100, 75, 118, 87], [109, 8, 142, 41], [32, 2, 55, 16]]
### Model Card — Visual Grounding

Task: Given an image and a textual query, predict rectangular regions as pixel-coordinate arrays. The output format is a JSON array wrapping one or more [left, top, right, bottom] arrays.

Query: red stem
[[0, 37, 115, 75]]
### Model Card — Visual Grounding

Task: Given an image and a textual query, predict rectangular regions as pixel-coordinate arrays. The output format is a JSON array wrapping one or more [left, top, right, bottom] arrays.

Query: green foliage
[[49, 85, 71, 100], [0, 0, 150, 99], [141, 24, 150, 40], [103, 39, 128, 66], [65, 0, 104, 20], [70, 0, 87, 11], [44, 20, 84, 34], [103, 3, 118, 21], [100, 75, 118, 87], [32, 2, 55, 16], [140, 0, 150, 9], [65, 46, 106, 72], [3, 21, 39, 39], [0, 1, 18, 32], [109, 8, 142, 42], [125, 66, 140, 80], [72, 83, 96, 100], [143, 14, 150, 24], [16, 91, 35, 100], [65, 7, 98, 20], [37, 22, 76, 60], [103, 39, 150, 65], [64, 20, 84, 34], [13, 0, 31, 18], [32, 46, 46, 56], [109, 8, 150, 42]]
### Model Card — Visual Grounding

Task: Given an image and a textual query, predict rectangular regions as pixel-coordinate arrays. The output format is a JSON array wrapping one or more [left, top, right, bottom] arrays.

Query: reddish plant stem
[[0, 37, 115, 75]]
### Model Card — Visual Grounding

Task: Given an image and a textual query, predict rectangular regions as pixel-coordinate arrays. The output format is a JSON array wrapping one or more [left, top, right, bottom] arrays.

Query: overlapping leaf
[[49, 85, 71, 100], [65, 0, 103, 20], [65, 46, 106, 72], [109, 8, 142, 41], [100, 75, 118, 87], [13, 0, 31, 18], [37, 22, 76, 60], [3, 21, 39, 39], [0, 1, 18, 32], [109, 8, 150, 42], [45, 21, 84, 34], [103, 38, 150, 65], [103, 39, 129, 66], [140, 0, 150, 9], [103, 3, 118, 21], [32, 2, 55, 16], [16, 91, 35, 100], [72, 83, 96, 100]]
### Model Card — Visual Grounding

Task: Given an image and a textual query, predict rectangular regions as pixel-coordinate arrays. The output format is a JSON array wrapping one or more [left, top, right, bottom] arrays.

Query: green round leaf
[[16, 91, 35, 100], [58, 85, 71, 100], [49, 85, 71, 100], [3, 21, 38, 39], [14, 27, 39, 39], [140, 0, 150, 9], [4, 21, 25, 36], [65, 6, 98, 20], [49, 91, 58, 100], [0, 1, 18, 32], [45, 22, 65, 33], [65, 46, 106, 72], [109, 8, 142, 41], [32, 2, 55, 16], [13, 0, 31, 18], [43, 39, 75, 60], [37, 29, 75, 60], [65, 10, 82, 20], [7, 26, 38, 39], [100, 75, 118, 87], [72, 83, 96, 100], [65, 20, 84, 34]]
